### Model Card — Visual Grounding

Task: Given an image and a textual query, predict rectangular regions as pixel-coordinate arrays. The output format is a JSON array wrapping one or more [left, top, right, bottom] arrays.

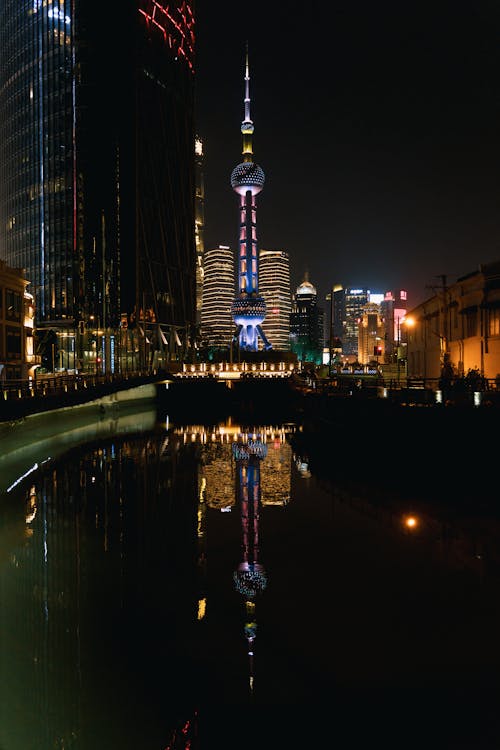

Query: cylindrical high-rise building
[[230, 48, 271, 352], [201, 245, 235, 350], [259, 249, 291, 351]]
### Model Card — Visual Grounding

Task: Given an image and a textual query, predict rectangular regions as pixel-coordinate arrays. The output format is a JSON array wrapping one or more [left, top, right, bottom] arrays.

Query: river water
[[1, 399, 500, 749]]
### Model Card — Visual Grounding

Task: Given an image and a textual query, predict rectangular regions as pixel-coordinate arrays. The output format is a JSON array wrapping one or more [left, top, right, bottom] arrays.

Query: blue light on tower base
[[231, 296, 272, 351]]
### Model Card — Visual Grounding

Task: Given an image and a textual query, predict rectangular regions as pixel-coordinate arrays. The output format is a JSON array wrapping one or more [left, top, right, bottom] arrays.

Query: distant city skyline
[[195, 1, 500, 313]]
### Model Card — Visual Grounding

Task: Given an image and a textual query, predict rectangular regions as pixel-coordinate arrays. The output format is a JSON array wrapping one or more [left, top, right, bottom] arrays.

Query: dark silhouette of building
[[0, 1, 196, 373], [195, 135, 206, 327]]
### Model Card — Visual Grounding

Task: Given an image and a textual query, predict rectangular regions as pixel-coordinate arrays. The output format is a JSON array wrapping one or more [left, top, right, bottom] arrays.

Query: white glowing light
[[7, 463, 39, 493], [48, 8, 71, 24]]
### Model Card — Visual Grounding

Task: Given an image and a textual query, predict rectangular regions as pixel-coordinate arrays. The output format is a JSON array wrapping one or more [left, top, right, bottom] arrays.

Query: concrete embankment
[[0, 384, 158, 495]]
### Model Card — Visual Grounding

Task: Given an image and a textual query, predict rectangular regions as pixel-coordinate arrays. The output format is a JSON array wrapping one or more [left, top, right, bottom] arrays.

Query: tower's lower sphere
[[231, 296, 266, 324]]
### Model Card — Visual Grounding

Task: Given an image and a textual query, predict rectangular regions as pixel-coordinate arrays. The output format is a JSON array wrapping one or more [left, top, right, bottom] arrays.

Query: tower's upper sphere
[[231, 162, 265, 196]]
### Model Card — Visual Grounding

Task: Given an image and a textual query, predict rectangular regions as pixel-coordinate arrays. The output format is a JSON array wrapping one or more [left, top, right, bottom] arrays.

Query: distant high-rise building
[[289, 276, 324, 364], [201, 245, 235, 349], [0, 2, 196, 372], [380, 289, 408, 360], [230, 48, 271, 351], [195, 135, 205, 326], [325, 283, 345, 363], [259, 250, 291, 350], [342, 288, 371, 357], [358, 302, 385, 365]]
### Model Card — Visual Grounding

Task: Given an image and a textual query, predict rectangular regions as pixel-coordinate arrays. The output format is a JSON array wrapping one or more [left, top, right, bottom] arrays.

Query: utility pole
[[426, 274, 451, 381], [326, 290, 333, 378]]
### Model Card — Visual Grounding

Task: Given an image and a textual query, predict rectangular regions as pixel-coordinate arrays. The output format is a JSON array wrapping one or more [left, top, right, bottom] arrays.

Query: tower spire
[[241, 43, 254, 163]]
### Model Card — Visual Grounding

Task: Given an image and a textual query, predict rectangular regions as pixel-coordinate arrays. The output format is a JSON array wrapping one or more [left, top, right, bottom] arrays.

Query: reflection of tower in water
[[232, 432, 268, 694], [177, 421, 296, 697]]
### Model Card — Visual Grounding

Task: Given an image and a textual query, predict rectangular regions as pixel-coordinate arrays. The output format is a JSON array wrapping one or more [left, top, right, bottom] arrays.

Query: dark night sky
[[194, 0, 499, 311]]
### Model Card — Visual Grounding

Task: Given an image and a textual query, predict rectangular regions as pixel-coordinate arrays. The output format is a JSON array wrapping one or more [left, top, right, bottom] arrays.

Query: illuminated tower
[[230, 48, 272, 352]]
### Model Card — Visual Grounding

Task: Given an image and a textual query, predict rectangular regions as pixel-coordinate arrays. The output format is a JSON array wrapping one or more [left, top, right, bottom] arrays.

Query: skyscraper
[[380, 289, 408, 361], [289, 276, 324, 364], [0, 1, 196, 373], [230, 48, 271, 352], [201, 245, 235, 351], [259, 249, 291, 351], [343, 288, 371, 357], [195, 135, 205, 327]]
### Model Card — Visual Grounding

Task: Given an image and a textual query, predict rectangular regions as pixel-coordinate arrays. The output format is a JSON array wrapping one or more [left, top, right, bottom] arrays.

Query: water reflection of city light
[[174, 422, 296, 509], [295, 455, 311, 478], [404, 515, 419, 530], [25, 486, 37, 524]]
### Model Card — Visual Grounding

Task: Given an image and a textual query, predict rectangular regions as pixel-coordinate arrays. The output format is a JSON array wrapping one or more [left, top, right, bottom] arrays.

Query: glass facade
[[0, 0, 75, 324], [0, 1, 196, 372]]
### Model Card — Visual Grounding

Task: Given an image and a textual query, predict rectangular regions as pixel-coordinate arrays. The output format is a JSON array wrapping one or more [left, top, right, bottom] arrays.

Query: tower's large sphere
[[233, 562, 268, 598], [231, 162, 265, 195]]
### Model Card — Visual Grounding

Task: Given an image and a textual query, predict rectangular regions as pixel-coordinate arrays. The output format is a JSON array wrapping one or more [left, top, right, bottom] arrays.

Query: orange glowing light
[[404, 515, 418, 529]]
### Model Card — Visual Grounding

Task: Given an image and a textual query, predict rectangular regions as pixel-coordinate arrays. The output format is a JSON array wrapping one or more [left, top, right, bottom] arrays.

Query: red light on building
[[138, 1, 195, 72]]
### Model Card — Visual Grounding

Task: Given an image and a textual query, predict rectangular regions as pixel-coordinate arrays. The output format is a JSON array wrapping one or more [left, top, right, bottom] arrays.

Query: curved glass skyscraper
[[0, 1, 196, 373], [0, 0, 75, 324]]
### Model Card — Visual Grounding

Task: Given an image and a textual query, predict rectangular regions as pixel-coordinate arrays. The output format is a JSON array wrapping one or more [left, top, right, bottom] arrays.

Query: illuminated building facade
[[259, 249, 291, 351], [195, 135, 205, 326], [201, 245, 235, 350], [289, 276, 324, 364], [380, 289, 408, 362], [230, 50, 271, 352], [407, 260, 500, 381], [342, 288, 370, 357], [357, 302, 385, 365], [0, 1, 196, 373], [0, 260, 39, 380]]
